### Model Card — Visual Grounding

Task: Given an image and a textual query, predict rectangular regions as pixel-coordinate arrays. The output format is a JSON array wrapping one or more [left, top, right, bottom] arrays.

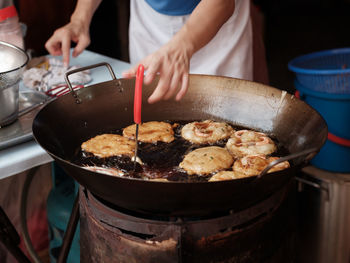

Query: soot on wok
[[72, 121, 288, 182]]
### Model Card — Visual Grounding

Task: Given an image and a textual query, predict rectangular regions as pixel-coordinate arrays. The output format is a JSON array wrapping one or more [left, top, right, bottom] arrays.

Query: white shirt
[[129, 0, 253, 81]]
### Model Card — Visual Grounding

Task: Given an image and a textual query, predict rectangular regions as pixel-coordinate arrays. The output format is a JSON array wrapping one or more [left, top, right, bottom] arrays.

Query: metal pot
[[0, 41, 29, 127], [32, 63, 328, 216], [296, 166, 350, 263]]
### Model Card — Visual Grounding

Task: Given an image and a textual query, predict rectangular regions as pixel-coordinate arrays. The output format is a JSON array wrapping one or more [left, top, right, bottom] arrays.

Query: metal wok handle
[[257, 147, 319, 178], [64, 62, 118, 103]]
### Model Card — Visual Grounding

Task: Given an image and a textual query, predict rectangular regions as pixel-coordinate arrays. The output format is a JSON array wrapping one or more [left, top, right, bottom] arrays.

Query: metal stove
[[77, 182, 296, 263]]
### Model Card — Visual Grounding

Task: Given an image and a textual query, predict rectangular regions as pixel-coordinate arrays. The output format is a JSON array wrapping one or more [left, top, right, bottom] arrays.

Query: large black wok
[[33, 63, 328, 216]]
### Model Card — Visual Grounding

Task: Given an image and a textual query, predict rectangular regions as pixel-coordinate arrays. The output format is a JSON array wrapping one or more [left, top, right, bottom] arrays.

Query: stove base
[[80, 184, 296, 263]]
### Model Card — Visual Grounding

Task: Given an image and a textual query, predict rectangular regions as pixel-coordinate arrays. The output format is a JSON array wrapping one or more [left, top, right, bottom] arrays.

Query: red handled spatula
[[133, 64, 144, 169]]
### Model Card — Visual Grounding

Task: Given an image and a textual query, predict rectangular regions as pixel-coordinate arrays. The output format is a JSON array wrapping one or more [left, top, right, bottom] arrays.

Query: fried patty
[[81, 134, 135, 158], [233, 155, 290, 178], [179, 146, 234, 175], [181, 120, 234, 144], [226, 130, 276, 158], [209, 171, 239, 182], [123, 121, 175, 143]]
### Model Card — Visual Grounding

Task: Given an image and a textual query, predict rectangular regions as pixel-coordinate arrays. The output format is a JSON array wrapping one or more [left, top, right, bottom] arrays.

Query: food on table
[[181, 120, 234, 144]]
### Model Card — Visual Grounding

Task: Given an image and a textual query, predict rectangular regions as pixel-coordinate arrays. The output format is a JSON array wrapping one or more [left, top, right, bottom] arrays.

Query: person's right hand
[[45, 20, 90, 67]]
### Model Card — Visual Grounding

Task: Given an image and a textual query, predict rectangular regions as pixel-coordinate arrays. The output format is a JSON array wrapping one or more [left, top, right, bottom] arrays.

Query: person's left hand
[[123, 38, 193, 104]]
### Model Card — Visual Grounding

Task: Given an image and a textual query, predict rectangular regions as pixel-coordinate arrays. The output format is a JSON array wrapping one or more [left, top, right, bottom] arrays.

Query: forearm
[[70, 0, 102, 26], [172, 0, 235, 56]]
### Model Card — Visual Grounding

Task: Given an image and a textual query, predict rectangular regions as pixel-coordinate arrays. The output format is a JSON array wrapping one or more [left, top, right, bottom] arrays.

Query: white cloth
[[129, 0, 253, 80], [22, 58, 91, 92]]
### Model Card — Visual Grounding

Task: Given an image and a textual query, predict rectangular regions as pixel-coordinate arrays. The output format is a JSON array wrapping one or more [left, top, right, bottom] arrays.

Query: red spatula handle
[[134, 64, 144, 124]]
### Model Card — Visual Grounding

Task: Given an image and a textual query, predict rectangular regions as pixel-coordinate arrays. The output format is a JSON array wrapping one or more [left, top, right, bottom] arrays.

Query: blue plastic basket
[[295, 80, 350, 173], [288, 48, 350, 94]]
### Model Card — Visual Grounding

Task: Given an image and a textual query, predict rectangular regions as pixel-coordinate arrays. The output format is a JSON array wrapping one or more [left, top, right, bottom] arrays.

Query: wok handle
[[64, 62, 118, 102], [257, 147, 319, 178]]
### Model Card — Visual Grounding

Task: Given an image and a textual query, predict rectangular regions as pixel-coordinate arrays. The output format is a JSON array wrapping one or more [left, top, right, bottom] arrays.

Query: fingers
[[60, 34, 72, 67], [147, 63, 172, 103], [175, 73, 189, 101], [45, 33, 71, 66], [45, 22, 90, 67], [45, 37, 71, 67], [148, 72, 189, 104], [125, 62, 189, 104], [124, 46, 190, 103], [45, 36, 63, 56], [143, 60, 160, 85], [73, 35, 90, 58], [122, 64, 138, 78], [163, 70, 181, 100], [147, 76, 171, 104]]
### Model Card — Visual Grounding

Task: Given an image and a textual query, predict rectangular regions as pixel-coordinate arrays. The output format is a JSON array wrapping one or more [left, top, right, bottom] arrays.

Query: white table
[[0, 50, 131, 179]]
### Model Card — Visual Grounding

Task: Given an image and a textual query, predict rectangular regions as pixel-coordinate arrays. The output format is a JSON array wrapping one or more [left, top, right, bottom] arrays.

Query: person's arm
[[45, 0, 102, 66], [123, 0, 235, 103]]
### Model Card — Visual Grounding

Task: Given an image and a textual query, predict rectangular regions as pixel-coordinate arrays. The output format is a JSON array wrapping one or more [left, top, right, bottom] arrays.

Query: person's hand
[[45, 20, 90, 67], [123, 38, 193, 104]]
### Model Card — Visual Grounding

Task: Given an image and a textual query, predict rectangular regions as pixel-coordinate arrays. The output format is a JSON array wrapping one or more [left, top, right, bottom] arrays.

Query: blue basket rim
[[288, 47, 350, 75], [294, 79, 350, 99]]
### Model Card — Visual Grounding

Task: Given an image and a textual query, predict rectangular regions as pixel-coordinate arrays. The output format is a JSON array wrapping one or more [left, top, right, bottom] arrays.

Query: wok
[[32, 63, 328, 216]]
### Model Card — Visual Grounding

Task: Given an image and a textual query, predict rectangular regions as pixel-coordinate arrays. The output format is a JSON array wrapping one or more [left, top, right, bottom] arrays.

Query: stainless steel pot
[[0, 41, 29, 127]]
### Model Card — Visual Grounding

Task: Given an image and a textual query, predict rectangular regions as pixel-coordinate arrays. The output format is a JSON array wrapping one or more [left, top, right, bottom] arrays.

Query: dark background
[[258, 0, 350, 93], [16, 0, 350, 94]]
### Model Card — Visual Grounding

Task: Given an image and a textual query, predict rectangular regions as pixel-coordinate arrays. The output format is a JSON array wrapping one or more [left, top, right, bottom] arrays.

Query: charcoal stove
[[76, 182, 296, 263]]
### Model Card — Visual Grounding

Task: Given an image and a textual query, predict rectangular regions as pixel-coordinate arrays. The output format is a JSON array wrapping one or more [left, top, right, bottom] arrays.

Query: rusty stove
[[76, 183, 296, 263]]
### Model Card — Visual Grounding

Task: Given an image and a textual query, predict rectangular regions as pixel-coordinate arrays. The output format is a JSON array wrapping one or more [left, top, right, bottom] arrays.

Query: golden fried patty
[[226, 130, 276, 158], [233, 155, 290, 178], [179, 146, 234, 175], [81, 134, 135, 158], [181, 120, 234, 144], [209, 171, 239, 182], [123, 121, 174, 143]]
